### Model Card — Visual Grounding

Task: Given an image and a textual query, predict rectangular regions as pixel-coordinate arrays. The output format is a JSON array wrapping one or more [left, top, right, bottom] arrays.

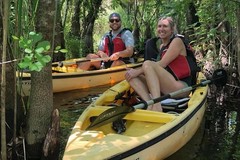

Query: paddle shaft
[[52, 57, 110, 67], [133, 79, 212, 110]]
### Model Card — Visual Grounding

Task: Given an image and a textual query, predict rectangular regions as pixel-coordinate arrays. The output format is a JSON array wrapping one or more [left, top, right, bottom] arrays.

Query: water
[[55, 85, 239, 160], [54, 85, 110, 159]]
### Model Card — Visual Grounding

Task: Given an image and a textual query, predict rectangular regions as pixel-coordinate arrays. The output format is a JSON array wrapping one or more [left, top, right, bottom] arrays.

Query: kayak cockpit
[[80, 106, 177, 137]]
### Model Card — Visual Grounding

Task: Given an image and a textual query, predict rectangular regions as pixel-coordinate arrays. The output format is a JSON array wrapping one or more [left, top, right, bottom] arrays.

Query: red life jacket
[[161, 51, 191, 79], [103, 30, 126, 56], [160, 37, 191, 80]]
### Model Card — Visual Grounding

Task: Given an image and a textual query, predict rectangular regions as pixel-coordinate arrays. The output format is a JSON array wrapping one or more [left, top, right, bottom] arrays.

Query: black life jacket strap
[[107, 28, 132, 56]]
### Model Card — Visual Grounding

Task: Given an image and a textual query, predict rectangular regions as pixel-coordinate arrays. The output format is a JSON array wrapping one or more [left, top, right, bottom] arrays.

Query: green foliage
[[13, 32, 51, 72], [54, 46, 68, 54], [65, 34, 83, 58]]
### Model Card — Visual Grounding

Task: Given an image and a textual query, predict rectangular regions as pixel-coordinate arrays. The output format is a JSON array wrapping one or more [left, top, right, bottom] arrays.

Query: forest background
[[0, 0, 240, 159]]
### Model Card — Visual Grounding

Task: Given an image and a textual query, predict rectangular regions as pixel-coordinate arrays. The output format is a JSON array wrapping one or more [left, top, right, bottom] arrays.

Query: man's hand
[[97, 51, 109, 62], [110, 52, 120, 61]]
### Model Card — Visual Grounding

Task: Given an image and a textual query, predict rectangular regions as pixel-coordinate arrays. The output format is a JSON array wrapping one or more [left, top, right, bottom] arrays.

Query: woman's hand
[[125, 68, 141, 81]]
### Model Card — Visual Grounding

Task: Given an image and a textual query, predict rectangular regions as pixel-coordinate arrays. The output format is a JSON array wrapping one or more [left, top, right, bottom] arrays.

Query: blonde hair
[[158, 16, 177, 34]]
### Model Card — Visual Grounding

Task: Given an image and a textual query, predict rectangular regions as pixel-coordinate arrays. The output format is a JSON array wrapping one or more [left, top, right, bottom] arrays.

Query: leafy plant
[[13, 31, 52, 71]]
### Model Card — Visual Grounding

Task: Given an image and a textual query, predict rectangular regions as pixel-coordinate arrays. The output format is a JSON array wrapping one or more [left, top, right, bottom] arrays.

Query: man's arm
[[110, 30, 134, 60]]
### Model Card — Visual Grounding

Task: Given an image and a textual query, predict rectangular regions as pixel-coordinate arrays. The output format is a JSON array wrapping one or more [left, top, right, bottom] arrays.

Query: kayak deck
[[81, 106, 177, 136]]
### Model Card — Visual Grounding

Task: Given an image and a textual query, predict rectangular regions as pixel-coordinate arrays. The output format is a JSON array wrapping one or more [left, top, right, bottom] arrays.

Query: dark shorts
[[165, 67, 192, 86], [180, 76, 192, 86]]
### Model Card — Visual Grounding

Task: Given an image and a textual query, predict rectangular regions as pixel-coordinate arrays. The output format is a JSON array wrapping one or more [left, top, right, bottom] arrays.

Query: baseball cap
[[109, 12, 121, 20]]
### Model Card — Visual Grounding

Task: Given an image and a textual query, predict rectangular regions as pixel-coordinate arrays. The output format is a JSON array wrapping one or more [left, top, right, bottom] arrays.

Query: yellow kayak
[[19, 58, 142, 96], [63, 69, 227, 159]]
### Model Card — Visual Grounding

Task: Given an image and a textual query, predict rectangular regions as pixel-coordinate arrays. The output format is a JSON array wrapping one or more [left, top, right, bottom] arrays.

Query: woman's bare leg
[[142, 61, 190, 111], [142, 61, 162, 111], [128, 75, 153, 109]]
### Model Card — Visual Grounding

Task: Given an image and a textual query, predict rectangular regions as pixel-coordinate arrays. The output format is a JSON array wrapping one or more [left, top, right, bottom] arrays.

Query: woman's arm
[[158, 37, 186, 67]]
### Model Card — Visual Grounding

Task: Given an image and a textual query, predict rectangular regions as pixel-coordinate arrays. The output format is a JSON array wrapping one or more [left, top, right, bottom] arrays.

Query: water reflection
[[55, 86, 239, 160]]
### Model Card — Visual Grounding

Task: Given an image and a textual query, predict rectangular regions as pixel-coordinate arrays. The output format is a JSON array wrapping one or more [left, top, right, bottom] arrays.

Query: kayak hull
[[19, 62, 142, 96]]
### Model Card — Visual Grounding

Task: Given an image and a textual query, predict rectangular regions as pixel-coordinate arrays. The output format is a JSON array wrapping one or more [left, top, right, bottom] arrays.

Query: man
[[78, 12, 134, 70]]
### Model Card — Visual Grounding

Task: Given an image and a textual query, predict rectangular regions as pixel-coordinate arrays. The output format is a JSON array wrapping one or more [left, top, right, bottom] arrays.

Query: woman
[[125, 17, 194, 112]]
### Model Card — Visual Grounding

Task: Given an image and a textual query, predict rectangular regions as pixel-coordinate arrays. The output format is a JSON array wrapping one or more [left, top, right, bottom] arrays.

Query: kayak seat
[[124, 93, 190, 113], [161, 97, 190, 113]]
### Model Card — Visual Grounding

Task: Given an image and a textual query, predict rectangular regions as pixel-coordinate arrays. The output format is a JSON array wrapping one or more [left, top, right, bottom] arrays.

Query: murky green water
[[55, 86, 239, 160], [53, 85, 110, 159]]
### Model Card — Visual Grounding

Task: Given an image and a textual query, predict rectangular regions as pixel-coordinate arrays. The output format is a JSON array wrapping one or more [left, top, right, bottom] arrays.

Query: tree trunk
[[25, 0, 54, 158], [1, 1, 10, 159], [185, 2, 200, 41], [81, 0, 102, 56], [52, 0, 66, 62], [69, 0, 82, 58], [71, 0, 81, 37], [236, 3, 240, 80]]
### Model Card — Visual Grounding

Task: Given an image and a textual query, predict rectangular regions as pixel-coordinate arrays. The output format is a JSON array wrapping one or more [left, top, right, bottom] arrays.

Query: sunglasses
[[109, 19, 120, 23]]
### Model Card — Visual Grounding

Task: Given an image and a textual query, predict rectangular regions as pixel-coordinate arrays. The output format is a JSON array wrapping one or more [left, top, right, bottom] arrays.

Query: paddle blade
[[87, 106, 135, 130], [212, 69, 228, 87]]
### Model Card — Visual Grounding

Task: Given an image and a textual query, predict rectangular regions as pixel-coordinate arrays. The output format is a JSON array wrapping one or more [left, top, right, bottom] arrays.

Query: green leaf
[[59, 49, 68, 53], [35, 52, 43, 59], [35, 53, 51, 66], [55, 46, 61, 50], [42, 55, 51, 63], [12, 35, 19, 40], [18, 57, 33, 69], [18, 62, 30, 69], [30, 32, 43, 44], [35, 47, 45, 54], [29, 31, 36, 36], [37, 41, 51, 51], [24, 48, 32, 54], [29, 61, 43, 72], [19, 37, 28, 48]]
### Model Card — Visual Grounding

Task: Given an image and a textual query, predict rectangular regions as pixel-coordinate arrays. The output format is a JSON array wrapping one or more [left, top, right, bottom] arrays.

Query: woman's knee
[[142, 60, 154, 70]]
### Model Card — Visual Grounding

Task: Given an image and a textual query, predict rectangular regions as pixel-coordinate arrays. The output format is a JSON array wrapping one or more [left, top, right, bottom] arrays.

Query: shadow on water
[[55, 85, 240, 160]]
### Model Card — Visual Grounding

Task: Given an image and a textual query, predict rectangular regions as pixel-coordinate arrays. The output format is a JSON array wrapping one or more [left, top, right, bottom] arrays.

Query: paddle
[[86, 69, 228, 130], [52, 57, 110, 67]]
